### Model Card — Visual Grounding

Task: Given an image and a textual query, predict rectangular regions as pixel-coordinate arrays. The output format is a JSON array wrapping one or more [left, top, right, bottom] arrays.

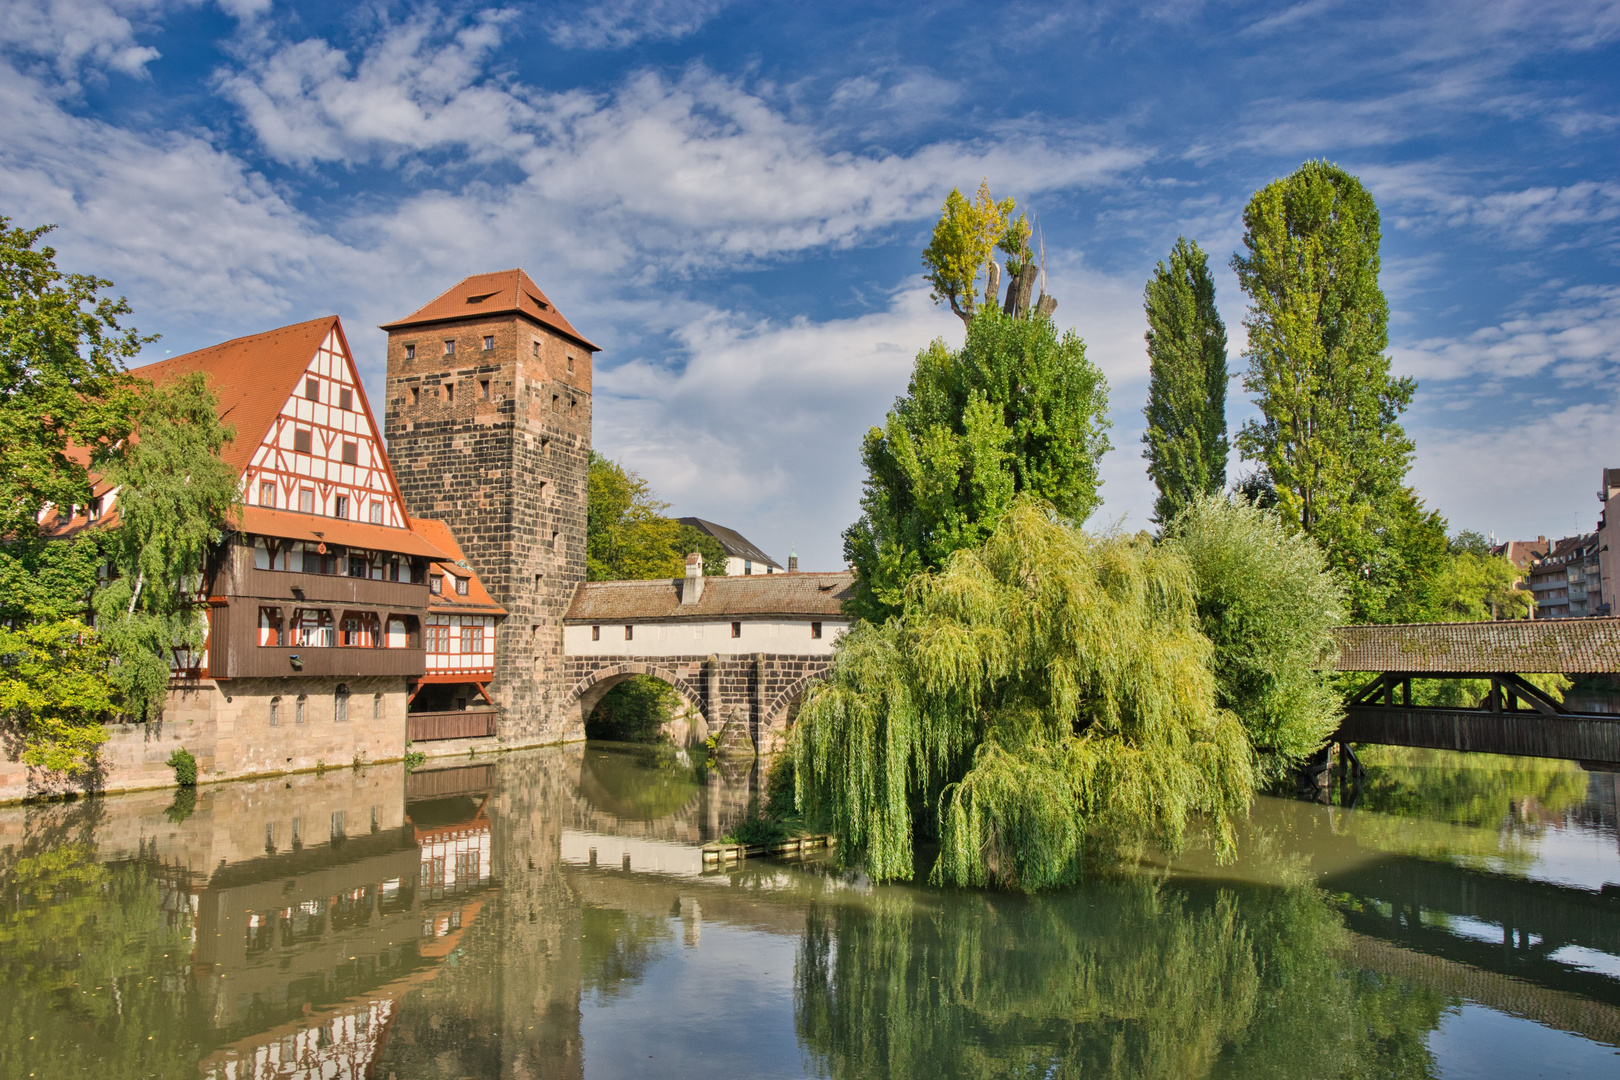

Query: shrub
[[167, 746, 197, 787]]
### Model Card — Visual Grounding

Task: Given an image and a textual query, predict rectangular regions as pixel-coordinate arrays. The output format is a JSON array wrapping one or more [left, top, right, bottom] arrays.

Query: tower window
[[552, 394, 559, 411], [293, 428, 312, 454], [479, 379, 490, 400], [342, 441, 358, 465], [444, 340, 456, 356], [569, 398, 577, 415], [532, 341, 540, 357], [483, 336, 494, 351], [567, 356, 575, 373], [410, 386, 419, 406], [339, 387, 353, 411], [260, 480, 276, 507], [405, 343, 416, 360], [305, 377, 319, 401], [445, 383, 455, 404]]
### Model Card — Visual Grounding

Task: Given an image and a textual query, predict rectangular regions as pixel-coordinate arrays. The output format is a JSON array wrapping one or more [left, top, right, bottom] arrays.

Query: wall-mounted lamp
[[288, 654, 303, 670]]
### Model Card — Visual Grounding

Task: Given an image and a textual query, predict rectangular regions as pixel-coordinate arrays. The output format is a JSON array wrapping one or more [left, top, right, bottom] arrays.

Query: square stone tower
[[381, 270, 597, 745]]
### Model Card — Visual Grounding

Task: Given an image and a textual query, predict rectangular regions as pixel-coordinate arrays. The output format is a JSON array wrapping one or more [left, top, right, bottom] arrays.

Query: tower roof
[[379, 269, 599, 351]]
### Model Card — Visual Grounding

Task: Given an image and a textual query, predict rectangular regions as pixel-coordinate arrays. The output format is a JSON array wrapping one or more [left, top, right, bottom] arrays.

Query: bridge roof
[[566, 572, 853, 623], [1332, 617, 1620, 673]]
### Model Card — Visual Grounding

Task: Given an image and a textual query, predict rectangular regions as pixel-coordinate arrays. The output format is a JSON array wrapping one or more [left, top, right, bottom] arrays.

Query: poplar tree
[[1232, 161, 1418, 619], [1141, 237, 1229, 527]]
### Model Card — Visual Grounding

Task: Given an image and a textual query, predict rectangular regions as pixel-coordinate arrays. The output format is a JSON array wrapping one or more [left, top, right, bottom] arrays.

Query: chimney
[[788, 548, 798, 573], [682, 552, 704, 605]]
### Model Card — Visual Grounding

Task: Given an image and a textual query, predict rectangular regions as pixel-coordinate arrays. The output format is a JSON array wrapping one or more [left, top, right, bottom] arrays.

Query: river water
[[2, 743, 1618, 1079]]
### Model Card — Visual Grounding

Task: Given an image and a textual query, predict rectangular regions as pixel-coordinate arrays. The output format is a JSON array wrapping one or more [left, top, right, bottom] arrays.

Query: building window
[[260, 480, 276, 507], [405, 343, 416, 360], [444, 340, 455, 356], [269, 696, 280, 726], [455, 575, 469, 596], [744, 560, 753, 575], [532, 341, 539, 357], [534, 573, 542, 591], [293, 428, 312, 454], [410, 386, 420, 406], [811, 621, 822, 639], [346, 553, 368, 578], [479, 379, 490, 399], [569, 398, 577, 415], [305, 377, 319, 401], [427, 622, 450, 653], [373, 693, 382, 720], [296, 695, 307, 725], [339, 387, 353, 411], [462, 625, 484, 654], [290, 609, 333, 648], [552, 394, 560, 411], [430, 574, 442, 595], [591, 625, 600, 641], [567, 356, 575, 373], [483, 336, 494, 351], [299, 488, 315, 513], [334, 684, 350, 723], [386, 617, 408, 648], [624, 625, 634, 641], [331, 810, 345, 839], [731, 621, 742, 638], [370, 501, 384, 524], [333, 495, 349, 519], [445, 382, 455, 404], [258, 607, 284, 646], [342, 441, 358, 465]]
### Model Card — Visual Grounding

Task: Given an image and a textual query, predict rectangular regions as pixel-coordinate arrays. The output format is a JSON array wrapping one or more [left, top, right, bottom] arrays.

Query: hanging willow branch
[[793, 499, 1254, 890]]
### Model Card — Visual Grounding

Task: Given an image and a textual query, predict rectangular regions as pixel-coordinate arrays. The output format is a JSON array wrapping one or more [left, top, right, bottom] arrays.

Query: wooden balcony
[[408, 709, 498, 742]]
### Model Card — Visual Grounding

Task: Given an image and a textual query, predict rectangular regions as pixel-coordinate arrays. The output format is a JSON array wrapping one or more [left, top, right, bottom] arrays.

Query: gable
[[242, 325, 410, 529]]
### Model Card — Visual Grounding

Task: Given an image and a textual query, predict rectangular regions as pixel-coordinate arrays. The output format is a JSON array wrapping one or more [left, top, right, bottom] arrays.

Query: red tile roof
[[379, 269, 599, 352], [412, 518, 507, 616], [127, 316, 342, 475], [565, 572, 853, 623]]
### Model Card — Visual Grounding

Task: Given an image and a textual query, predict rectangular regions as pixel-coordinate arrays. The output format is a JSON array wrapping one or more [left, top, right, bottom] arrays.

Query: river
[[1, 742, 1616, 1078]]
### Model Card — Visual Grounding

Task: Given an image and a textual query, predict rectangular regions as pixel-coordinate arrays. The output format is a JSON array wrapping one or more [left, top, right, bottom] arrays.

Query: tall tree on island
[[1141, 237, 1229, 527], [1232, 161, 1435, 621]]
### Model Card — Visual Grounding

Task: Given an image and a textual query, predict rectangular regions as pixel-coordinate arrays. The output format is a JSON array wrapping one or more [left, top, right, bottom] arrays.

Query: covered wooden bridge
[[1330, 617, 1620, 767]]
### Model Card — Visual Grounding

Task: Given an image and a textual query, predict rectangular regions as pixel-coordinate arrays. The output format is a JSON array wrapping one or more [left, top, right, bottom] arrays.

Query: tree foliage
[[1427, 552, 1530, 621], [1232, 162, 1422, 621], [1142, 237, 1230, 527], [586, 452, 727, 581], [0, 218, 147, 538], [1163, 495, 1344, 779], [843, 310, 1111, 622], [799, 500, 1253, 891], [920, 180, 1016, 324], [586, 675, 682, 742], [0, 619, 115, 773], [93, 373, 239, 722]]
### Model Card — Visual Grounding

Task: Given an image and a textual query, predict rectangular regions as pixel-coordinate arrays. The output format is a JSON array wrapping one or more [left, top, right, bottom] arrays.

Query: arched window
[[269, 696, 281, 726], [334, 683, 350, 723], [372, 693, 383, 720], [295, 694, 307, 725]]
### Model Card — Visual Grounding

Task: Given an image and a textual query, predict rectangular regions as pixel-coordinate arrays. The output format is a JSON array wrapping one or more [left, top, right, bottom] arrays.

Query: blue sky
[[4, 0, 1618, 568]]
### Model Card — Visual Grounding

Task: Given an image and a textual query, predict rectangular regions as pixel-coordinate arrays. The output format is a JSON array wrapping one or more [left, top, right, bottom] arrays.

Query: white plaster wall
[[563, 618, 847, 657], [722, 556, 780, 576]]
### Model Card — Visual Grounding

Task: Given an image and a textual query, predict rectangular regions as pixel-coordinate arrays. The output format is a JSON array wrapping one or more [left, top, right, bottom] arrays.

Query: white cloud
[[542, 0, 738, 50], [0, 0, 185, 85], [1392, 285, 1620, 385]]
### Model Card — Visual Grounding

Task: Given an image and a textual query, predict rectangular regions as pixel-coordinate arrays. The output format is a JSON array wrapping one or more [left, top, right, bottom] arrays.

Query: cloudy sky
[[4, 0, 1618, 567]]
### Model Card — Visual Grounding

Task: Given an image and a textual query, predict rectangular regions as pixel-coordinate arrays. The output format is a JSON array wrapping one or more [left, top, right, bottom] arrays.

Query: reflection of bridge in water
[[1330, 618, 1620, 767]]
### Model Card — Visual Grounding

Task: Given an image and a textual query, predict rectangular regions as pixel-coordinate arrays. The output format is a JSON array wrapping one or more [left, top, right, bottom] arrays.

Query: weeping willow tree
[[794, 500, 1253, 890]]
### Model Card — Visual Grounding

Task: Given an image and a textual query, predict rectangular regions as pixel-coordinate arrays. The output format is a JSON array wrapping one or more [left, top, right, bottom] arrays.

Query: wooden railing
[[408, 709, 497, 742]]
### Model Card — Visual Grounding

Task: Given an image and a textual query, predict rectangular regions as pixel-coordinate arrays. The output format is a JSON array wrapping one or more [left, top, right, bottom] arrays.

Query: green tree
[[799, 500, 1252, 890], [0, 619, 116, 773], [843, 310, 1111, 622], [1232, 162, 1420, 621], [0, 219, 146, 539], [1428, 552, 1530, 620], [586, 452, 727, 581], [93, 373, 239, 722], [1163, 495, 1344, 779], [921, 180, 1015, 325], [1142, 237, 1230, 527]]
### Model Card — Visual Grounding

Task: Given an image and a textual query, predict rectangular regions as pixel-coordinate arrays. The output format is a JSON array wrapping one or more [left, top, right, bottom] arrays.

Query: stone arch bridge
[[561, 571, 853, 756]]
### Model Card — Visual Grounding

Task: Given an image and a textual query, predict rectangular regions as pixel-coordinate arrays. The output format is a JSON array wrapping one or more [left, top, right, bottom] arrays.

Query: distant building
[[1528, 534, 1603, 618], [677, 517, 784, 575], [1491, 536, 1548, 571], [1598, 468, 1620, 617]]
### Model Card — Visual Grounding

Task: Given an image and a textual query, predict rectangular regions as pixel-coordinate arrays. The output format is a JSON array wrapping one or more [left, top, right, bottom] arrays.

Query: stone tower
[[381, 270, 597, 745]]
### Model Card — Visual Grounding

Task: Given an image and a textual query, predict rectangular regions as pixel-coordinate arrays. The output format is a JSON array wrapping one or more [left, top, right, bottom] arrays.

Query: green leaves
[[0, 619, 115, 774], [1142, 237, 1229, 527], [921, 180, 1015, 324], [799, 500, 1254, 891], [586, 452, 727, 581], [844, 309, 1111, 623]]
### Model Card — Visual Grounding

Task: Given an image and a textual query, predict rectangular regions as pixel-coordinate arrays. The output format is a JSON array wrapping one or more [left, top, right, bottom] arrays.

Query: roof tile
[[566, 572, 852, 622]]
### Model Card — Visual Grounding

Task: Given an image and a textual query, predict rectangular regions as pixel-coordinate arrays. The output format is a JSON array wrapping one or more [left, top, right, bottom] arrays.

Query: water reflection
[[0, 746, 1614, 1079]]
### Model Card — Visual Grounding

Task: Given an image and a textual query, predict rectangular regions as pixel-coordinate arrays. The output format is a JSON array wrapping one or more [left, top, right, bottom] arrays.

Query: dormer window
[[455, 575, 469, 596], [430, 574, 442, 595]]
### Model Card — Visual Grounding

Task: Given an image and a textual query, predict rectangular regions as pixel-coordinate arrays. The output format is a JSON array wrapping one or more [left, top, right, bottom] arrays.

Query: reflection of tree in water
[[579, 904, 674, 1001], [0, 842, 199, 1076], [578, 744, 704, 821], [1355, 747, 1589, 829], [796, 877, 1453, 1080]]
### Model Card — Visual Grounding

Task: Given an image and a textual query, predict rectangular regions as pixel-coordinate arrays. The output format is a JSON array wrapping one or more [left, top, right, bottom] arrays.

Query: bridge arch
[[758, 669, 829, 753], [568, 662, 708, 742]]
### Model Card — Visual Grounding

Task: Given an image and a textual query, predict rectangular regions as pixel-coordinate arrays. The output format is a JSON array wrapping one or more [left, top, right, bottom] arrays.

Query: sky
[[3, 0, 1618, 569]]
